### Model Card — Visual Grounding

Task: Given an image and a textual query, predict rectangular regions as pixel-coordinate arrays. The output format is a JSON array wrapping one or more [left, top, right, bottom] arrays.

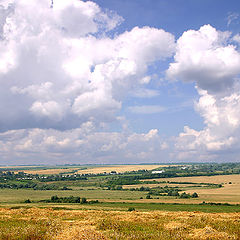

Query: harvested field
[[0, 208, 239, 240], [23, 168, 80, 175], [122, 183, 197, 189], [76, 165, 166, 174], [143, 175, 240, 203], [144, 174, 240, 185], [0, 165, 34, 169]]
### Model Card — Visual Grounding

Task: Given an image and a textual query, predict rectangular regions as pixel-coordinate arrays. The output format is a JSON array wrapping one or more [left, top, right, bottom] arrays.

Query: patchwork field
[[23, 168, 80, 175], [0, 164, 167, 175], [0, 164, 240, 239], [142, 175, 240, 203], [0, 207, 239, 240], [76, 165, 165, 174]]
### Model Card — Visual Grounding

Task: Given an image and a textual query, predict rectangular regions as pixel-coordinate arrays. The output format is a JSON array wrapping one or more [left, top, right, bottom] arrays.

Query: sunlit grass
[[0, 208, 239, 239]]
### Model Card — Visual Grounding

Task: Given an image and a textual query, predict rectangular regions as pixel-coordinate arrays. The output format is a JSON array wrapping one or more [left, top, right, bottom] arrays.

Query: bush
[[48, 195, 83, 203], [146, 194, 152, 199], [88, 200, 99, 204], [179, 192, 191, 199], [128, 207, 135, 211], [167, 190, 179, 197], [192, 192, 198, 198], [116, 186, 123, 190], [51, 195, 59, 202]]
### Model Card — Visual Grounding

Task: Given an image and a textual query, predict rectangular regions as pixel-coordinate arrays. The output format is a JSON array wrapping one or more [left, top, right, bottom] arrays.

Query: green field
[[0, 188, 146, 203]]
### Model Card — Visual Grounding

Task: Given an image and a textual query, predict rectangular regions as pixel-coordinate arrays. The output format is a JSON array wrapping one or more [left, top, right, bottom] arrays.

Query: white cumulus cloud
[[0, 0, 175, 132], [0, 0, 175, 163], [170, 25, 240, 162], [167, 25, 240, 93]]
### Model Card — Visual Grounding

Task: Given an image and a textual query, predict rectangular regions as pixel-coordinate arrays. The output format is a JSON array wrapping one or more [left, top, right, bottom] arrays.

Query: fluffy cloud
[[0, 126, 168, 165], [0, 0, 175, 132], [0, 0, 175, 163], [175, 89, 240, 157], [2, 1, 240, 164], [170, 25, 240, 162], [171, 30, 240, 161], [167, 25, 240, 93]]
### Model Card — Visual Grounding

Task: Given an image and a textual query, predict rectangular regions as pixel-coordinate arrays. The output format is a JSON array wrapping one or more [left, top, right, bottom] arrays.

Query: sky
[[0, 0, 240, 165]]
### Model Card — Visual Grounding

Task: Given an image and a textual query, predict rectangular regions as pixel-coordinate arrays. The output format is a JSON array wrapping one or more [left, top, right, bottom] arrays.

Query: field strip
[[76, 165, 169, 174], [22, 168, 80, 175]]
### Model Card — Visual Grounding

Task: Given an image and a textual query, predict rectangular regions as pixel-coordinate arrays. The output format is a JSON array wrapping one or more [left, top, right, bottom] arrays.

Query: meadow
[[0, 207, 239, 239]]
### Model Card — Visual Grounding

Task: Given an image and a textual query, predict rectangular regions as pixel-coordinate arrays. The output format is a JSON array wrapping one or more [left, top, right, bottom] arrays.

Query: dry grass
[[76, 165, 167, 174], [0, 208, 239, 239]]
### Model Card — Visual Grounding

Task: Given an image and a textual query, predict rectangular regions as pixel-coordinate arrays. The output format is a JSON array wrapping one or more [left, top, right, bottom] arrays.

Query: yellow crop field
[[77, 165, 166, 174], [0, 165, 34, 169], [143, 175, 240, 204], [23, 168, 80, 175], [122, 183, 197, 189], [0, 208, 239, 240]]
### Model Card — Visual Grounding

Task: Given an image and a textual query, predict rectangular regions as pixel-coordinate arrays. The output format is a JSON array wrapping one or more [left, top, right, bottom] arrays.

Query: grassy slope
[[0, 208, 239, 240]]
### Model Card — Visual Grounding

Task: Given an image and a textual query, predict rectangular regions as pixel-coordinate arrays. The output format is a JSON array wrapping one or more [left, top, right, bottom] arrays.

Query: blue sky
[[0, 0, 240, 165], [95, 0, 240, 34]]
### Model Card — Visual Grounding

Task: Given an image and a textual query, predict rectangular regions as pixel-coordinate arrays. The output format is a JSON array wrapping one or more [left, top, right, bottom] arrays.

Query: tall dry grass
[[0, 208, 239, 239]]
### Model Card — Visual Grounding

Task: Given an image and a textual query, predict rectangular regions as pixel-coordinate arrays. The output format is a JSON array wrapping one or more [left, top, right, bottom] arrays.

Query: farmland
[[0, 163, 240, 239], [76, 164, 167, 174], [0, 163, 240, 205], [143, 175, 240, 203]]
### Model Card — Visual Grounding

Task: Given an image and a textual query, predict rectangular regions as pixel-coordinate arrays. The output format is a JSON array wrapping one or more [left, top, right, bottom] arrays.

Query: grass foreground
[[0, 207, 239, 239]]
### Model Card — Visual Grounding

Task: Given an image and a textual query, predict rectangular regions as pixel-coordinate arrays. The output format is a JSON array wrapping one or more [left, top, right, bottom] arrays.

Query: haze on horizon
[[0, 0, 240, 165]]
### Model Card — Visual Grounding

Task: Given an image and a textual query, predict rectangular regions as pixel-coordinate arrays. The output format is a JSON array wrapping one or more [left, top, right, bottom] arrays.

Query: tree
[[146, 194, 152, 199], [51, 195, 59, 202], [192, 192, 198, 198], [128, 207, 135, 211], [179, 192, 191, 199]]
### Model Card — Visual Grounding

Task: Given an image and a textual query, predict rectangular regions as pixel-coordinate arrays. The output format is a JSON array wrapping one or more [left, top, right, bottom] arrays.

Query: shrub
[[192, 192, 198, 198], [128, 207, 135, 211], [179, 192, 191, 199], [81, 197, 87, 204], [146, 194, 152, 199]]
